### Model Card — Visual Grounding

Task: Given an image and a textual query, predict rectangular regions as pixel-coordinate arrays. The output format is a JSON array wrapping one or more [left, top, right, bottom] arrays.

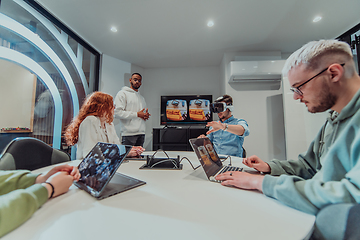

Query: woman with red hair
[[65, 92, 143, 159]]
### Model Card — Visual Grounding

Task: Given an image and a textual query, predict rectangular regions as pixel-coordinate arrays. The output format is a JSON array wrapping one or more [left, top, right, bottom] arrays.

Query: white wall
[[100, 54, 131, 97], [0, 60, 35, 129], [99, 54, 131, 136], [282, 76, 328, 160], [100, 52, 327, 159], [220, 53, 286, 161], [100, 61, 221, 150], [100, 53, 286, 159]]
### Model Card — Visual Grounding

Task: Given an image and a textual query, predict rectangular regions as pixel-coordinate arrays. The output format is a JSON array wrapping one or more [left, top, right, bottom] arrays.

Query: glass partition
[[0, 0, 100, 152]]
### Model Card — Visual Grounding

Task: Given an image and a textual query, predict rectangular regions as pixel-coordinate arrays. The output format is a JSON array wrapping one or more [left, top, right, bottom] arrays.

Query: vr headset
[[210, 102, 234, 113]]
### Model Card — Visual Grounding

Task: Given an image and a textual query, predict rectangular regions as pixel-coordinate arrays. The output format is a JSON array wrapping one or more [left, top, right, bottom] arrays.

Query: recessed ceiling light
[[110, 26, 118, 32], [207, 21, 214, 27], [313, 16, 322, 23]]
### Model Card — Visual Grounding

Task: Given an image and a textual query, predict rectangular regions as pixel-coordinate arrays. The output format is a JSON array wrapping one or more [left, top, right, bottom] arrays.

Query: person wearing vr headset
[[198, 94, 250, 158]]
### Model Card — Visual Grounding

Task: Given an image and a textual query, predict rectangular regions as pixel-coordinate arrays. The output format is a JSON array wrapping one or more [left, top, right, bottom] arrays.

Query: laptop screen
[[77, 142, 132, 194], [189, 138, 223, 178]]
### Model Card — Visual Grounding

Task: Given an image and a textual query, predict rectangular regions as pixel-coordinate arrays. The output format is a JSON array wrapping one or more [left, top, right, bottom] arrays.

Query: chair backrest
[[0, 137, 70, 171], [242, 147, 246, 158]]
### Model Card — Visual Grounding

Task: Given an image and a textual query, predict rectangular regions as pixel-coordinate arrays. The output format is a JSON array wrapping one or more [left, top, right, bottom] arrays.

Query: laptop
[[189, 137, 243, 182], [74, 142, 146, 199]]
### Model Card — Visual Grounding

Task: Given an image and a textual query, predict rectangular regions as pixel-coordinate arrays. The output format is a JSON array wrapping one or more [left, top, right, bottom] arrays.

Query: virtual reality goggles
[[210, 102, 234, 113]]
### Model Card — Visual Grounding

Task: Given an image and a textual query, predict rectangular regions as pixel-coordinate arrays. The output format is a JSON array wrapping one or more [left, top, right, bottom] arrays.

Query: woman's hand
[[36, 164, 80, 183], [42, 171, 75, 198]]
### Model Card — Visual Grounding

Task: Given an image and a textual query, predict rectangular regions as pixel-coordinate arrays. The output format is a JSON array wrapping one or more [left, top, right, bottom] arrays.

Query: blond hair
[[282, 39, 353, 76]]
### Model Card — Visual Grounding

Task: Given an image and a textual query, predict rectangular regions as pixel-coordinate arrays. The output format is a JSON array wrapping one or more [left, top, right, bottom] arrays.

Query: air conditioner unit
[[229, 60, 285, 82]]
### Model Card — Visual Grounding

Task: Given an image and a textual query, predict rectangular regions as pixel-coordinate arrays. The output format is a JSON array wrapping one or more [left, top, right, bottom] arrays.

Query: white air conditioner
[[229, 60, 285, 82]]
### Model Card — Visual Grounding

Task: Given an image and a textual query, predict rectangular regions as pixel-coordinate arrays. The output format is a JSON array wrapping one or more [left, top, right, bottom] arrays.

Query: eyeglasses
[[290, 63, 345, 96]]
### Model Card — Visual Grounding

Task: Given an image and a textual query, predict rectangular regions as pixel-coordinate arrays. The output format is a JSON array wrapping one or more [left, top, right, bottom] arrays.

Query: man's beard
[[131, 83, 140, 90], [308, 82, 337, 113], [219, 110, 230, 121]]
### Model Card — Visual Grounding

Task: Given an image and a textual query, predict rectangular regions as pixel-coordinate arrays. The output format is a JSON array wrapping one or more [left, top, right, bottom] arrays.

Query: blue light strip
[[0, 47, 63, 149]]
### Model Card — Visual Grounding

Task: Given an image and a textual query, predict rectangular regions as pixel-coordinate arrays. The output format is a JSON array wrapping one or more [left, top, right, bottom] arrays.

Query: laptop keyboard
[[219, 165, 243, 174]]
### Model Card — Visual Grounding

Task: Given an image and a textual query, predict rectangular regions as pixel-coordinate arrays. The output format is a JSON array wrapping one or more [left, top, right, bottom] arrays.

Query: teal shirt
[[262, 88, 360, 215], [0, 170, 48, 237]]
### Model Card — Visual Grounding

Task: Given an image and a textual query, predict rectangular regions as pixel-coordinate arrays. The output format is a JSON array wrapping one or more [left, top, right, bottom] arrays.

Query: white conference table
[[4, 151, 315, 240]]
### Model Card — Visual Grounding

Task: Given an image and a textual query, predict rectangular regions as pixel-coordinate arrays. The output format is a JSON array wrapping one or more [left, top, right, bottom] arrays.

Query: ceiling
[[36, 0, 360, 68]]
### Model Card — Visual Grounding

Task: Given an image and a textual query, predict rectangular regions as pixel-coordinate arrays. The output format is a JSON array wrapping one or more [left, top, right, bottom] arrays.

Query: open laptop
[[74, 142, 146, 199], [189, 137, 243, 182]]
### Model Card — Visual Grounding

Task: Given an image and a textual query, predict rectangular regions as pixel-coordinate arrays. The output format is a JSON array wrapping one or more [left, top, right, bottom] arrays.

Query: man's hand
[[127, 146, 145, 157], [197, 134, 207, 138], [206, 121, 225, 134], [215, 171, 264, 192], [242, 155, 271, 173], [137, 108, 151, 120]]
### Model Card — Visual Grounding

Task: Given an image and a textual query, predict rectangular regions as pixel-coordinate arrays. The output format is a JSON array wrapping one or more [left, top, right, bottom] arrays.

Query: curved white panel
[[14, 0, 89, 95]]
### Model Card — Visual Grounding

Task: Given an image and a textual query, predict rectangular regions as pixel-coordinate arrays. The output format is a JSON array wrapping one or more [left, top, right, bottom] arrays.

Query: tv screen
[[160, 95, 213, 126]]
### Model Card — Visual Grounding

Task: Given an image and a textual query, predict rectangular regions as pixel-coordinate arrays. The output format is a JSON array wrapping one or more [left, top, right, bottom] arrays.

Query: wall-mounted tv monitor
[[160, 95, 213, 126]]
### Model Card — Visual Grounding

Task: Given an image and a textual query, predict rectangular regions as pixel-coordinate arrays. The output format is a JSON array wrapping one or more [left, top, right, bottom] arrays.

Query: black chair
[[0, 137, 70, 171], [242, 147, 246, 158]]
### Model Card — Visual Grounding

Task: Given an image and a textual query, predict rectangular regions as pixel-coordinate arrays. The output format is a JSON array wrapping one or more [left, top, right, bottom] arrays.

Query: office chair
[[242, 147, 246, 158], [0, 137, 70, 171]]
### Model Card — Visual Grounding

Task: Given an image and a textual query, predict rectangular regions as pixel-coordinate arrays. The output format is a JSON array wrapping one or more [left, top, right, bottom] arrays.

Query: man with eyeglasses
[[215, 39, 360, 237]]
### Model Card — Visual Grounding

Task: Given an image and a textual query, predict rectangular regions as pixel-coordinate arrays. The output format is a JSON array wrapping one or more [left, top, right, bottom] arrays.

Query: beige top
[[76, 115, 120, 159]]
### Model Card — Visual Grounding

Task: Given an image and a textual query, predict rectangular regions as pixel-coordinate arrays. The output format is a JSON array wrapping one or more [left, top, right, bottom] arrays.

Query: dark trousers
[[121, 134, 145, 147]]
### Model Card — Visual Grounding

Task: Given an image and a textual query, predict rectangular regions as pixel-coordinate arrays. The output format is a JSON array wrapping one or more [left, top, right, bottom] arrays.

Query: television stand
[[163, 125, 178, 129], [153, 127, 208, 151]]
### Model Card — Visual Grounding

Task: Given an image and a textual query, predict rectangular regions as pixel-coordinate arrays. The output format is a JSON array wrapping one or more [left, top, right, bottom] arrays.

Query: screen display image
[[190, 137, 222, 177], [166, 99, 187, 121], [205, 143, 217, 161], [189, 99, 211, 121], [160, 95, 212, 125], [198, 146, 212, 166], [77, 143, 131, 193], [190, 138, 223, 177]]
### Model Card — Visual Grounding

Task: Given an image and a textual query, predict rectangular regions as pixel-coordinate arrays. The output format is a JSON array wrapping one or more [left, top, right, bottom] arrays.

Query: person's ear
[[328, 63, 344, 83]]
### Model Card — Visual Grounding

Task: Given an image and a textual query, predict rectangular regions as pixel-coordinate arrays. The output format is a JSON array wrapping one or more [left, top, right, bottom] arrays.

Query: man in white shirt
[[114, 73, 150, 147]]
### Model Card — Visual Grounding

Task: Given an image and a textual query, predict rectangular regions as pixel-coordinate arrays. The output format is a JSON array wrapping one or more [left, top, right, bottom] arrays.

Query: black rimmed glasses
[[290, 63, 345, 96]]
